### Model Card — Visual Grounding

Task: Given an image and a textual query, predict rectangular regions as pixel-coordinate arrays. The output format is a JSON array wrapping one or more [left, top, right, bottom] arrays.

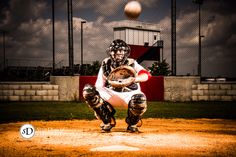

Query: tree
[[91, 60, 100, 75], [83, 61, 101, 76], [148, 59, 171, 76]]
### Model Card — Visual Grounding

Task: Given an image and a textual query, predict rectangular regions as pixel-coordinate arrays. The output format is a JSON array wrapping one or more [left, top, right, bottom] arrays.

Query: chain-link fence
[[0, 0, 235, 81]]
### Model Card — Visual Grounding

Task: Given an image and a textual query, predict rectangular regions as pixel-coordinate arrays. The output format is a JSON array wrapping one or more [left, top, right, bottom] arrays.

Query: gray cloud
[[55, 0, 160, 17], [0, 0, 235, 77], [139, 0, 160, 8], [55, 0, 124, 17], [0, 0, 48, 30], [203, 0, 236, 16], [158, 2, 236, 77]]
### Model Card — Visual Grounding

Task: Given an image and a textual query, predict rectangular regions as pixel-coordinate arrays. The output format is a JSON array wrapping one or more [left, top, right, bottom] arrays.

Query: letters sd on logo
[[20, 124, 35, 139]]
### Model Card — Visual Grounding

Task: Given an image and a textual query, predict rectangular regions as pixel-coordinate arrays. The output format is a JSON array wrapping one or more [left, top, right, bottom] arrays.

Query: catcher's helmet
[[107, 39, 130, 67]]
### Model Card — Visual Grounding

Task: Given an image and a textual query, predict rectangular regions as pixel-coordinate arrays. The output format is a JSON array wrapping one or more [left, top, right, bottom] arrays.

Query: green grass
[[0, 101, 236, 123], [144, 101, 236, 119]]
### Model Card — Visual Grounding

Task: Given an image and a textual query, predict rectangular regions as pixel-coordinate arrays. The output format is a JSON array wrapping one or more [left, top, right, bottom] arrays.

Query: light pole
[[193, 0, 203, 76], [200, 35, 204, 75], [80, 21, 86, 74]]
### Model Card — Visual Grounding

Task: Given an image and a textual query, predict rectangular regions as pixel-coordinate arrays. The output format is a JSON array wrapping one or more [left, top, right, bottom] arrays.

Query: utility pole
[[80, 21, 86, 75], [171, 0, 176, 75], [67, 0, 74, 75]]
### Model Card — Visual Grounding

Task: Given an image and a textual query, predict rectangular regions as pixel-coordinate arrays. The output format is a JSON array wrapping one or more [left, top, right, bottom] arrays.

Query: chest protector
[[102, 58, 138, 91]]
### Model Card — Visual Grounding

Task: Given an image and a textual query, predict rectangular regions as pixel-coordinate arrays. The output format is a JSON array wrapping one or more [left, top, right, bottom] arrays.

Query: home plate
[[90, 145, 140, 152]]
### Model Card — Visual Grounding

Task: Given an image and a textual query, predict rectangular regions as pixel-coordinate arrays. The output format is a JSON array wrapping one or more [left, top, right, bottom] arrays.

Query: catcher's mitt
[[107, 66, 136, 88]]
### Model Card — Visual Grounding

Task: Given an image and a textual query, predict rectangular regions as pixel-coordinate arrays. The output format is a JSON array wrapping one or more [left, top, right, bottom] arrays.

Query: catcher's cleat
[[127, 125, 139, 133], [126, 117, 142, 127], [100, 123, 113, 132], [100, 116, 116, 132], [110, 116, 116, 127]]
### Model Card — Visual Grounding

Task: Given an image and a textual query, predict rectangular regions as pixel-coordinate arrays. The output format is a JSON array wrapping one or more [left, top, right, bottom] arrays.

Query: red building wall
[[140, 76, 164, 101], [129, 44, 160, 61]]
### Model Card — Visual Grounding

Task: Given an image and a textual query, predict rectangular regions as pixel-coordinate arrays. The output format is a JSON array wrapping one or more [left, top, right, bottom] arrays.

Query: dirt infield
[[0, 118, 236, 157]]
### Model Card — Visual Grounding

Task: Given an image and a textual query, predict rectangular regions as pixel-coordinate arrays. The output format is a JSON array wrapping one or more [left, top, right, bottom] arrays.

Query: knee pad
[[126, 94, 147, 126], [83, 84, 116, 125], [129, 94, 147, 116], [83, 84, 101, 108]]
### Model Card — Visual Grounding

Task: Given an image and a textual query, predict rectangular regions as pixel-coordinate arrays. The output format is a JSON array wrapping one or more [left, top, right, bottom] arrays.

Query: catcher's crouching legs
[[126, 94, 147, 132], [83, 84, 116, 132]]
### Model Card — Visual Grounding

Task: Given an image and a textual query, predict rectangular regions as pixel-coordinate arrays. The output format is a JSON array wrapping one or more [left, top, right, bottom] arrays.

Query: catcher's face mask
[[110, 50, 125, 62], [107, 39, 130, 66]]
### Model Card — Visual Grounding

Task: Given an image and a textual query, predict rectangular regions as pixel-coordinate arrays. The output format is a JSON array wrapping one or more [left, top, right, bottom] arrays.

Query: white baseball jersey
[[95, 58, 148, 104]]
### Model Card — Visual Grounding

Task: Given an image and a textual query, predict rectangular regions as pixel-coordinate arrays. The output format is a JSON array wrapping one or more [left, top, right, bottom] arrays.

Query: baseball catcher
[[83, 39, 151, 132]]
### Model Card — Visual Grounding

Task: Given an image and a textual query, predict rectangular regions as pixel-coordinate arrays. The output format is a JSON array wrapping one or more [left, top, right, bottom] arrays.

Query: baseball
[[124, 1, 142, 20]]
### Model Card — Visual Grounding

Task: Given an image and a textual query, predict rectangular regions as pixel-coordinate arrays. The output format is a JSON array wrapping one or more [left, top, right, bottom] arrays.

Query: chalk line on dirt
[[90, 145, 140, 151]]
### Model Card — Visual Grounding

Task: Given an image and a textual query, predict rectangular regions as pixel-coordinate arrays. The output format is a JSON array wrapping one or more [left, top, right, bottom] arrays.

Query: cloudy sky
[[0, 0, 236, 77]]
